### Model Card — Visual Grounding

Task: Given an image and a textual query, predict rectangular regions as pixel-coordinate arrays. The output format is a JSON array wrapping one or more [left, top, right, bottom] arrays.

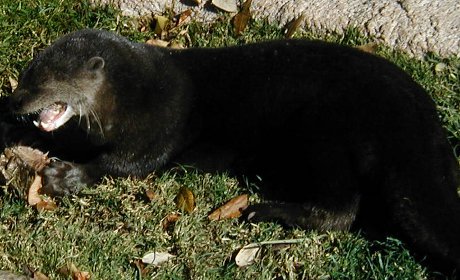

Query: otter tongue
[[36, 103, 67, 132]]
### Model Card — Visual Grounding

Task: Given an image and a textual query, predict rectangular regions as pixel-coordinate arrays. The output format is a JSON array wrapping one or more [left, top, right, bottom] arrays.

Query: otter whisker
[[90, 108, 104, 137], [85, 114, 91, 132], [78, 103, 83, 125]]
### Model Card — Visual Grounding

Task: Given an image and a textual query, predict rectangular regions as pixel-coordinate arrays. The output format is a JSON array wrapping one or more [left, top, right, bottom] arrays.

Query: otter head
[[11, 55, 107, 133]]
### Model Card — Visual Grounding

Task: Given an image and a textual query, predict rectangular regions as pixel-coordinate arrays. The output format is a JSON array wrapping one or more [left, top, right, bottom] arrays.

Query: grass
[[0, 0, 459, 279]]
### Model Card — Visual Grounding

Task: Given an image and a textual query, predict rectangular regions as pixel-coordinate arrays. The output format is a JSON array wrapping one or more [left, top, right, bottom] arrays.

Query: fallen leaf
[[0, 147, 22, 182], [162, 213, 181, 231], [33, 271, 50, 280], [28, 173, 57, 211], [174, 186, 195, 213], [10, 146, 50, 172], [146, 38, 169, 48], [212, 0, 238, 12], [9, 76, 18, 92], [435, 62, 447, 72], [233, 0, 252, 35], [356, 42, 379, 54], [285, 14, 305, 38], [73, 271, 90, 280], [1, 146, 52, 203], [35, 199, 57, 212], [176, 9, 192, 27], [235, 244, 261, 267], [28, 174, 43, 206], [58, 263, 90, 280], [1, 146, 57, 209], [169, 41, 184, 49], [141, 252, 175, 266], [235, 239, 304, 267], [145, 189, 157, 201], [131, 259, 149, 277], [154, 15, 169, 36], [208, 194, 248, 221]]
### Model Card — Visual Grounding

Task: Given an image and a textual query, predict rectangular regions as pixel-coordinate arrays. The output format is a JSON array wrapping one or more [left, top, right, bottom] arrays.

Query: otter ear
[[86, 56, 105, 72]]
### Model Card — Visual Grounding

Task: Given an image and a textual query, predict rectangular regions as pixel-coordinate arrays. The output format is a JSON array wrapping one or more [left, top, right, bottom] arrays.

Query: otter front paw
[[40, 160, 91, 196], [242, 202, 312, 228]]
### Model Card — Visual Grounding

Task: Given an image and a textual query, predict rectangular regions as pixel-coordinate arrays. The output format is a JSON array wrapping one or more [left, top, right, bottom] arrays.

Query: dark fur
[[2, 29, 460, 277]]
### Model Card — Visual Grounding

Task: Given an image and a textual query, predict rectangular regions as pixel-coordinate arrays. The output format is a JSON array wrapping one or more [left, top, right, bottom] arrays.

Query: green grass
[[0, 0, 459, 279]]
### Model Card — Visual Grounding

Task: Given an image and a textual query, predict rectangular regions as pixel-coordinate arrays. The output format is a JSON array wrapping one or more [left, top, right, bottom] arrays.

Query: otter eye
[[86, 56, 105, 71]]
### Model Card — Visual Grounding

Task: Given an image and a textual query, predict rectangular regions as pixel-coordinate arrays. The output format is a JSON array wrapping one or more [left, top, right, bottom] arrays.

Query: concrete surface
[[93, 0, 459, 58]]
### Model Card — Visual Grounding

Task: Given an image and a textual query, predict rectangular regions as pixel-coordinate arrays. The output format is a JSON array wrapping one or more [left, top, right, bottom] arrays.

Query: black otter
[[2, 29, 460, 277]]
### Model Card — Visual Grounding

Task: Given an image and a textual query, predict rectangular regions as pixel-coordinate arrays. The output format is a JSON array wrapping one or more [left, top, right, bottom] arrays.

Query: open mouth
[[33, 102, 75, 132]]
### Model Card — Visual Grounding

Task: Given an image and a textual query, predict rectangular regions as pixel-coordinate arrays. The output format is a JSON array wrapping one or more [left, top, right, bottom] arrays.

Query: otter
[[2, 29, 460, 277]]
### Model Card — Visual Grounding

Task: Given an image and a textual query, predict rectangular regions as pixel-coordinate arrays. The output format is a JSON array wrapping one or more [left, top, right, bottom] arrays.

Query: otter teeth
[[36, 102, 75, 132]]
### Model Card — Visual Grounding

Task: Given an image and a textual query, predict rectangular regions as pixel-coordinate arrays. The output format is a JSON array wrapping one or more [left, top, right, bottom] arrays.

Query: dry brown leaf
[[233, 0, 252, 35], [35, 199, 58, 212], [145, 189, 157, 201], [145, 38, 184, 50], [1, 146, 53, 204], [11, 146, 50, 172], [28, 171, 57, 211], [33, 271, 50, 280], [58, 263, 90, 280], [208, 194, 248, 221], [285, 14, 305, 38], [2, 146, 57, 209], [161, 213, 181, 231], [146, 38, 170, 48], [9, 76, 18, 92], [174, 186, 195, 213], [1, 147, 22, 182], [28, 174, 43, 205], [0, 145, 49, 182], [176, 9, 192, 27], [356, 42, 378, 54], [73, 271, 90, 280], [131, 259, 150, 277], [169, 42, 184, 49]]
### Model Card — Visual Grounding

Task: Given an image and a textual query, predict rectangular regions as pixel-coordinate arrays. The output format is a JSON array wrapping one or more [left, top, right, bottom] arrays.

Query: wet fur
[[1, 29, 460, 277]]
